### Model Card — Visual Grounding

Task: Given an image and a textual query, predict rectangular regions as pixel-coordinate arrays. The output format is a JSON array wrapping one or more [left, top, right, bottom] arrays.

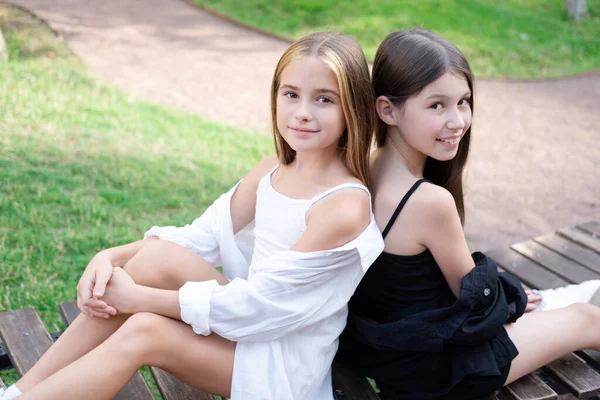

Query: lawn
[[0, 3, 271, 392], [194, 0, 600, 78]]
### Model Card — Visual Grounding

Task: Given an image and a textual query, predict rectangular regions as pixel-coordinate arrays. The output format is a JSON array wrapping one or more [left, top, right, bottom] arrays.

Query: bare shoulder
[[407, 182, 458, 224], [292, 187, 371, 252], [245, 155, 279, 183]]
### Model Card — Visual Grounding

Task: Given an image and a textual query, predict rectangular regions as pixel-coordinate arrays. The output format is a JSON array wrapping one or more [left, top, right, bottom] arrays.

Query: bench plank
[[545, 353, 600, 398], [486, 248, 568, 289], [59, 302, 154, 400], [558, 228, 600, 254], [577, 350, 600, 371], [578, 221, 600, 237], [331, 363, 379, 400], [0, 309, 53, 375], [150, 368, 215, 400], [534, 234, 600, 275], [503, 374, 557, 400], [511, 240, 600, 283]]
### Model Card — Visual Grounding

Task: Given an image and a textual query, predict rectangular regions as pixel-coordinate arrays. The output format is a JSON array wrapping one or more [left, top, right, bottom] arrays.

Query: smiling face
[[275, 56, 346, 156], [393, 71, 472, 162]]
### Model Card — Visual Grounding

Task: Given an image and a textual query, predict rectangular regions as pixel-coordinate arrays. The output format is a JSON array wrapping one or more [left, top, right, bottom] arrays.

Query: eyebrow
[[280, 84, 340, 97], [425, 91, 472, 100]]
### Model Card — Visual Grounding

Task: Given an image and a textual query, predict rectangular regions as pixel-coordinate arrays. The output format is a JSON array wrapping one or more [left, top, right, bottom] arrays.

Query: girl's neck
[[293, 148, 339, 172], [381, 131, 427, 179]]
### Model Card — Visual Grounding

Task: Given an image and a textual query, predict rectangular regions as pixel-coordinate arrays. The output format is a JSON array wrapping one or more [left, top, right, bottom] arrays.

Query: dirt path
[[6, 0, 599, 251]]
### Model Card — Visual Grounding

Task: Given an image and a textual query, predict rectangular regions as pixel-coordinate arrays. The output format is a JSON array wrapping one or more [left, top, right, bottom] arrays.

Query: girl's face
[[393, 71, 472, 162], [276, 56, 346, 155]]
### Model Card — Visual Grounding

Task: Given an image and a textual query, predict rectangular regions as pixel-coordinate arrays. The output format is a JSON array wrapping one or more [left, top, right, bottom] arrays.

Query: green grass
[[194, 0, 600, 78], [0, 4, 271, 392]]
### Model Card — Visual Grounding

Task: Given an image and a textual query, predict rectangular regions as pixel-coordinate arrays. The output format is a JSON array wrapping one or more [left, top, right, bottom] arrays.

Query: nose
[[446, 107, 466, 131], [294, 99, 313, 122]]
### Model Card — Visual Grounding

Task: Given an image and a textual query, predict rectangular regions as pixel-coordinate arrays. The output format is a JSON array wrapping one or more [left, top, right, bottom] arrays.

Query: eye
[[283, 91, 298, 99], [458, 98, 471, 107], [317, 96, 333, 104], [429, 102, 443, 110]]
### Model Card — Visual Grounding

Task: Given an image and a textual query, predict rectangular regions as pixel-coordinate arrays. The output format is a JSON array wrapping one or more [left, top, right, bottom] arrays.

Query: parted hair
[[270, 32, 376, 188], [372, 28, 475, 224]]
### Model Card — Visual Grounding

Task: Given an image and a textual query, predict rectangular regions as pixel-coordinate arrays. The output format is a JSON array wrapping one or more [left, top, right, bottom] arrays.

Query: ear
[[375, 96, 397, 126]]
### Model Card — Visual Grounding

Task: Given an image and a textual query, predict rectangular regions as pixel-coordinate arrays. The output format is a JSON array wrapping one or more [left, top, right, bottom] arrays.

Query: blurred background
[[1, 0, 599, 390]]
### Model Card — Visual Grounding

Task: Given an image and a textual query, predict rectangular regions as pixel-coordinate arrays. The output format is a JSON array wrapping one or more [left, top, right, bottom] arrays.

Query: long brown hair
[[373, 28, 474, 223], [270, 32, 376, 188]]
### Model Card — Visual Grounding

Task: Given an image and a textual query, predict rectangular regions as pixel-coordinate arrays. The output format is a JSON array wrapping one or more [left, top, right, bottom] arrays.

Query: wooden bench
[[1, 221, 600, 399]]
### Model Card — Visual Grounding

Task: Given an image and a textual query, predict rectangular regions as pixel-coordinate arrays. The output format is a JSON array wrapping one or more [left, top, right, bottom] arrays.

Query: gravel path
[[7, 0, 599, 251]]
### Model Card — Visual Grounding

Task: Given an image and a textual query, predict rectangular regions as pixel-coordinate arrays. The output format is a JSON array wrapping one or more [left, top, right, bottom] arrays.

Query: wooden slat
[[534, 234, 600, 275], [558, 228, 600, 254], [486, 248, 568, 289], [557, 394, 578, 400], [331, 362, 379, 400], [545, 353, 600, 398], [503, 374, 557, 400], [577, 350, 600, 371], [150, 367, 215, 400], [59, 302, 154, 400], [0, 309, 54, 375], [512, 240, 600, 283], [578, 221, 600, 237]]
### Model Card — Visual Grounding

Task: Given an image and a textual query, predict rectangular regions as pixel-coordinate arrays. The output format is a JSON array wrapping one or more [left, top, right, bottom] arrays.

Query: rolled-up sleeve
[[179, 249, 367, 341]]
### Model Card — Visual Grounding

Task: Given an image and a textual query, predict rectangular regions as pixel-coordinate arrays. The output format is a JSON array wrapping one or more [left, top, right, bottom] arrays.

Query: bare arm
[[416, 184, 475, 297]]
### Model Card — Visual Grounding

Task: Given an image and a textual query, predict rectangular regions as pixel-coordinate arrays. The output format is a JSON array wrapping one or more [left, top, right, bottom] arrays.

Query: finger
[[77, 299, 90, 317], [527, 294, 542, 302], [85, 298, 108, 309], [525, 303, 538, 312], [93, 269, 113, 299], [78, 278, 94, 303], [104, 305, 118, 316], [83, 307, 112, 319]]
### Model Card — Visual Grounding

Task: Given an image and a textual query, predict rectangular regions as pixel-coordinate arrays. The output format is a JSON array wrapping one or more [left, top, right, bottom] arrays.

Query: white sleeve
[[143, 183, 239, 267], [179, 249, 366, 341]]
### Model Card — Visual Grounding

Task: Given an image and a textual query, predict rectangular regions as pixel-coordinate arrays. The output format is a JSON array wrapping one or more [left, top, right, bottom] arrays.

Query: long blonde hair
[[270, 32, 375, 188]]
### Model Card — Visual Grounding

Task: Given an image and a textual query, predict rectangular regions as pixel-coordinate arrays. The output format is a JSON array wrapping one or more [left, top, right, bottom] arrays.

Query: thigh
[[124, 239, 228, 289], [133, 313, 236, 397], [504, 303, 598, 385]]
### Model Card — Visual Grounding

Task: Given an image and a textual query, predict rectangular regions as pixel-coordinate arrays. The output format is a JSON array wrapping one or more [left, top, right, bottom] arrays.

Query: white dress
[[144, 167, 384, 399]]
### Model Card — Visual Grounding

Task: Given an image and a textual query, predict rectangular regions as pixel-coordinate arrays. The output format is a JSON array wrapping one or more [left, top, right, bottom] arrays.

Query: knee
[[123, 239, 169, 284], [113, 313, 164, 359]]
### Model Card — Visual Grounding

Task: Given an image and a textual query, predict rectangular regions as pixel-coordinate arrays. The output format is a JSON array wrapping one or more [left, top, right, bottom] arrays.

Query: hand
[[100, 267, 140, 315], [77, 252, 117, 318], [524, 289, 542, 312]]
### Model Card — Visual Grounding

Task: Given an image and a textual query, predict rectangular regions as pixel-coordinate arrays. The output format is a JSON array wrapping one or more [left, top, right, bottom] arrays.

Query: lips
[[436, 135, 461, 145], [289, 127, 319, 133]]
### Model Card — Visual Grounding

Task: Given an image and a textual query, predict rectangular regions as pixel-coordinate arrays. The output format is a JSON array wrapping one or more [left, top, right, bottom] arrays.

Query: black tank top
[[349, 179, 455, 323]]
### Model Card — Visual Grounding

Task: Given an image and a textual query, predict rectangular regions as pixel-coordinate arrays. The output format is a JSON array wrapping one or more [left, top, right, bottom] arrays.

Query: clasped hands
[[76, 252, 140, 319]]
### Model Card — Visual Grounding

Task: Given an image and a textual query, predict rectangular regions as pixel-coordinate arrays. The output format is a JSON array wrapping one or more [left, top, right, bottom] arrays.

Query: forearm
[[135, 285, 181, 320], [100, 237, 158, 267]]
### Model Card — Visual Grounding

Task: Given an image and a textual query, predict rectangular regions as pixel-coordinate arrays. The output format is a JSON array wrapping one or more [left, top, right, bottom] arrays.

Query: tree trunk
[[0, 28, 8, 62], [567, 0, 586, 20]]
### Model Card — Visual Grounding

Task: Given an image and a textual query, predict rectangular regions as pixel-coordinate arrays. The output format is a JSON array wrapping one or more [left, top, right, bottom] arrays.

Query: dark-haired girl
[[335, 28, 600, 400]]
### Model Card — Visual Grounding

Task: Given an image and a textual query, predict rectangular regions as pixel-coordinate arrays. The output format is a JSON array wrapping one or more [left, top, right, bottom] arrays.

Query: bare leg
[[19, 313, 235, 400], [17, 241, 226, 392], [504, 303, 600, 385]]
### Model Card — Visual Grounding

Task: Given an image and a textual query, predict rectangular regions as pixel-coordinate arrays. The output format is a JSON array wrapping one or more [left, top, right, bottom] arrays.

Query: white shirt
[[144, 169, 384, 399]]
